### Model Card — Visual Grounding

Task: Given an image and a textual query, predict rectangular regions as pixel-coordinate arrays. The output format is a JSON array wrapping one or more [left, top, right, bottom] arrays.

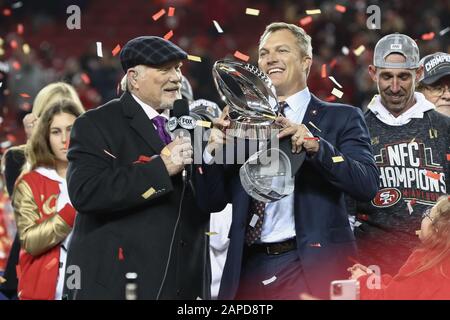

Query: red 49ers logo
[[371, 188, 401, 208]]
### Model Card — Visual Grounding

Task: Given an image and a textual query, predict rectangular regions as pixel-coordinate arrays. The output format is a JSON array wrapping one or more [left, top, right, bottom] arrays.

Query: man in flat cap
[[64, 36, 220, 299], [352, 34, 449, 277], [416, 52, 450, 116]]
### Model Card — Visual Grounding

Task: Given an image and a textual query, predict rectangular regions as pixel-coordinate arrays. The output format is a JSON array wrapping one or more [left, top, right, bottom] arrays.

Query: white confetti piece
[[406, 201, 413, 215], [354, 221, 362, 228], [0, 82, 2, 88], [213, 20, 224, 33], [262, 276, 277, 285], [96, 42, 103, 57], [328, 76, 343, 88], [439, 27, 450, 36], [353, 45, 366, 56], [306, 9, 321, 15], [331, 87, 344, 98], [308, 121, 322, 132], [245, 8, 260, 16], [249, 214, 259, 228], [341, 46, 349, 55], [11, 2, 23, 9], [103, 149, 116, 159]]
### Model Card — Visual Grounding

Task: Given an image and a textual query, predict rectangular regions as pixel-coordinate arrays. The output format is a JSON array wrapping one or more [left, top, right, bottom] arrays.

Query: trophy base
[[226, 119, 281, 140]]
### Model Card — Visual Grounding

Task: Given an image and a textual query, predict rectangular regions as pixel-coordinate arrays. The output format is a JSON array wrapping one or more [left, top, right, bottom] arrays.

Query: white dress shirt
[[131, 93, 170, 122]]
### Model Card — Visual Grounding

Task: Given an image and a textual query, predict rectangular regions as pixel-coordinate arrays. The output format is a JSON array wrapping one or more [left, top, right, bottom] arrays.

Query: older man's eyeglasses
[[424, 84, 450, 97], [422, 208, 433, 222]]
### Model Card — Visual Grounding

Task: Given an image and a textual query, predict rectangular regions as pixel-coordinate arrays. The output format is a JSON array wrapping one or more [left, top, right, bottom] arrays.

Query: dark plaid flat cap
[[120, 36, 187, 71]]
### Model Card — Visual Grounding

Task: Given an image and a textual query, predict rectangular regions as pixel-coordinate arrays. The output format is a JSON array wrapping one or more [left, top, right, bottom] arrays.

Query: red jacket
[[358, 249, 450, 300], [13, 170, 75, 300]]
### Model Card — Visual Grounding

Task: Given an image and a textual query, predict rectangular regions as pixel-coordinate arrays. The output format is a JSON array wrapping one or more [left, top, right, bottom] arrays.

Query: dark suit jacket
[[209, 94, 379, 299], [64, 92, 217, 300]]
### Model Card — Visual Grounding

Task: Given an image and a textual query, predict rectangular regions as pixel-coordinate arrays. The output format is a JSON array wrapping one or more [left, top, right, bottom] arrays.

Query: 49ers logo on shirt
[[372, 188, 401, 207]]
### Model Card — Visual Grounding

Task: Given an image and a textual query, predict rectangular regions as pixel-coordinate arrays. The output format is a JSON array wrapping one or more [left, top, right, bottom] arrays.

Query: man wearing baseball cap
[[416, 52, 450, 116], [352, 34, 449, 276], [64, 36, 219, 299]]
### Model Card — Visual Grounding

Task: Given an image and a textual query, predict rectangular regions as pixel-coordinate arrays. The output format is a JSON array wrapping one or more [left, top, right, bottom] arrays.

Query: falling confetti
[[439, 27, 450, 36], [11, 2, 23, 9], [187, 55, 202, 62], [406, 201, 413, 215], [425, 170, 440, 180], [299, 16, 313, 26], [245, 8, 260, 16], [304, 137, 320, 141], [234, 50, 249, 62], [80, 73, 91, 85], [329, 58, 337, 69], [325, 95, 337, 102], [17, 23, 24, 35], [341, 46, 350, 55], [164, 30, 174, 40], [332, 156, 344, 163], [96, 42, 103, 57], [447, 154, 450, 161], [10, 40, 18, 49], [168, 7, 175, 17], [112, 44, 121, 56], [213, 20, 224, 33], [331, 88, 344, 98], [196, 120, 211, 128], [198, 166, 204, 175], [205, 231, 218, 236], [161, 146, 171, 157], [335, 4, 346, 13], [103, 149, 117, 159], [3, 9, 11, 16], [142, 187, 156, 199], [249, 214, 259, 227], [421, 32, 435, 41], [22, 43, 30, 54], [262, 276, 277, 285], [152, 9, 166, 21], [321, 64, 327, 78], [19, 93, 30, 98], [308, 121, 322, 132], [353, 45, 365, 56], [306, 9, 321, 15], [328, 76, 343, 88]]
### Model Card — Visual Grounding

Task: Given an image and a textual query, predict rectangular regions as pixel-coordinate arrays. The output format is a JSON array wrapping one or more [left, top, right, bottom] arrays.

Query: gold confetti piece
[[371, 137, 379, 145], [168, 7, 175, 17], [234, 50, 249, 62], [164, 30, 173, 40], [262, 276, 277, 285], [112, 44, 121, 56], [306, 9, 321, 15], [332, 156, 344, 163], [415, 230, 421, 235], [245, 8, 260, 16], [328, 76, 342, 88], [96, 41, 103, 57], [196, 120, 211, 128], [263, 113, 277, 120], [205, 231, 218, 236], [142, 187, 156, 199], [308, 121, 322, 132], [331, 87, 343, 98], [0, 276, 6, 284], [103, 149, 116, 159], [152, 9, 166, 21], [213, 20, 224, 33], [353, 45, 365, 56], [187, 55, 202, 62], [22, 43, 30, 54], [161, 146, 171, 157]]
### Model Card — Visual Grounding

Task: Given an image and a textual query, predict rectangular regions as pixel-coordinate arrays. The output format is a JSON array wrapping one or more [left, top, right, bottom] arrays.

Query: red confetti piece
[[309, 243, 321, 247], [111, 44, 121, 56], [304, 137, 320, 141], [19, 93, 30, 98], [152, 8, 166, 21], [198, 166, 204, 175], [335, 4, 346, 13], [426, 170, 440, 180], [3, 8, 11, 16], [80, 73, 91, 85], [118, 247, 124, 260], [17, 23, 24, 35], [325, 95, 336, 102], [168, 7, 175, 17], [410, 199, 416, 206], [299, 16, 313, 26], [234, 50, 249, 62], [6, 134, 16, 143], [447, 154, 450, 161], [421, 32, 435, 41], [329, 58, 337, 69], [164, 30, 173, 40], [10, 40, 18, 49], [321, 64, 327, 78], [358, 213, 369, 221], [133, 155, 152, 164]]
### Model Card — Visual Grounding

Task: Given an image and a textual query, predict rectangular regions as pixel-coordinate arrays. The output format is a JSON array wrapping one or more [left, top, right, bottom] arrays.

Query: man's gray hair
[[259, 22, 313, 58]]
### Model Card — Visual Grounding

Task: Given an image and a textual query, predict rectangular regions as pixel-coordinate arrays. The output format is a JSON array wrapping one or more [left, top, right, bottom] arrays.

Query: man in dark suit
[[64, 36, 218, 299], [206, 22, 379, 299]]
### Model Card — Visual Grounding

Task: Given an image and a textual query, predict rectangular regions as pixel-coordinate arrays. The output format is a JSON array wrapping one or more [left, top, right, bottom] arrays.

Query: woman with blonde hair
[[0, 82, 84, 299], [13, 99, 83, 299], [350, 195, 450, 299]]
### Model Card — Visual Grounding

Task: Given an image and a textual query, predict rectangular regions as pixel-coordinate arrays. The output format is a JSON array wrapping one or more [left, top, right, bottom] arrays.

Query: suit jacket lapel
[[302, 94, 326, 136], [121, 92, 166, 154]]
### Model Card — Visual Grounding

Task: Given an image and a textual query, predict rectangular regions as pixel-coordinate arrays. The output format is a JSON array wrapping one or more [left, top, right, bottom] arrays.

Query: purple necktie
[[152, 116, 172, 145]]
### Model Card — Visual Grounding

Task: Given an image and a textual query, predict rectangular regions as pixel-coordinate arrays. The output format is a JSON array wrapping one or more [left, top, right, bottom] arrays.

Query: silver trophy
[[212, 60, 280, 140]]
